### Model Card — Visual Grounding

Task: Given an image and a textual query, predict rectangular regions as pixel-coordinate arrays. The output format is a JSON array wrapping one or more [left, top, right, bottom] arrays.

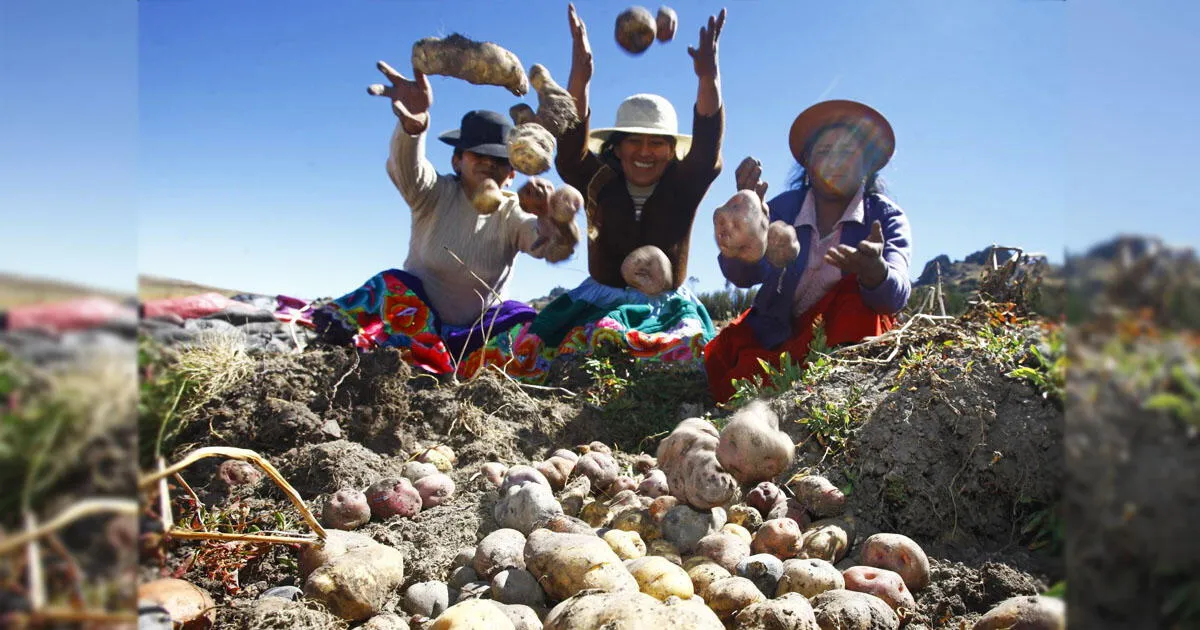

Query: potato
[[528, 63, 579, 137], [413, 473, 456, 509], [716, 400, 795, 485], [494, 603, 544, 630], [584, 441, 613, 455], [859, 533, 930, 591], [137, 578, 215, 630], [633, 453, 657, 475], [217, 459, 262, 488], [553, 448, 580, 463], [403, 581, 453, 618], [695, 532, 751, 573], [842, 566, 915, 616], [655, 6, 677, 42], [558, 474, 591, 517], [573, 450, 619, 493], [810, 589, 899, 630], [448, 565, 479, 590], [417, 445, 456, 470], [713, 190, 769, 263], [473, 528, 527, 580], [621, 245, 673, 296], [747, 482, 786, 518], [656, 418, 739, 510], [543, 513, 595, 535], [494, 482, 564, 534], [544, 590, 720, 629], [508, 122, 556, 176], [608, 475, 638, 495], [611, 508, 659, 542], [972, 595, 1066, 630], [787, 475, 846, 519], [470, 179, 504, 215], [687, 559, 731, 596], [752, 518, 804, 559], [776, 557, 844, 599], [704, 576, 767, 622], [647, 495, 678, 521], [800, 522, 849, 564], [660, 503, 726, 554], [517, 177, 554, 217], [412, 33, 528, 96], [431, 599, 517, 630], [321, 488, 372, 530], [534, 456, 575, 492], [547, 185, 583, 226], [614, 6, 657, 55], [500, 465, 551, 494], [480, 462, 507, 487], [490, 568, 546, 608], [509, 103, 537, 126], [365, 477, 422, 520], [403, 461, 440, 483], [734, 592, 819, 630], [722, 523, 752, 547], [602, 528, 647, 560], [304, 544, 407, 621], [626, 555, 693, 600], [736, 553, 785, 597], [646, 539, 682, 565], [766, 220, 801, 268], [727, 504, 763, 532], [523, 529, 639, 601], [637, 469, 670, 498]]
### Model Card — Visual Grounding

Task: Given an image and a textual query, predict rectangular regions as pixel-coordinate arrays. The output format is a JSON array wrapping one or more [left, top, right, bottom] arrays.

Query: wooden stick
[[137, 446, 327, 541], [167, 530, 320, 546]]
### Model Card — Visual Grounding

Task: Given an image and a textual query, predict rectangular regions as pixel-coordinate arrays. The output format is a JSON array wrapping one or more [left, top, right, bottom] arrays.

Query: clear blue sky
[[1, 1, 1196, 301]]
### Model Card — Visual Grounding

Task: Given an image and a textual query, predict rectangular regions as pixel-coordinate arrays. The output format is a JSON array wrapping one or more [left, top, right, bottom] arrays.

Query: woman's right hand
[[735, 156, 769, 204], [368, 60, 433, 134], [568, 4, 593, 85]]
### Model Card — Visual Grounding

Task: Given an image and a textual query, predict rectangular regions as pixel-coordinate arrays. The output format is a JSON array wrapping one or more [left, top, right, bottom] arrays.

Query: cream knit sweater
[[387, 118, 551, 327]]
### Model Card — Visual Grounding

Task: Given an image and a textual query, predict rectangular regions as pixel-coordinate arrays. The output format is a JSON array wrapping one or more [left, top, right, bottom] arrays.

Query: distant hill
[[138, 274, 246, 301], [0, 272, 134, 309]]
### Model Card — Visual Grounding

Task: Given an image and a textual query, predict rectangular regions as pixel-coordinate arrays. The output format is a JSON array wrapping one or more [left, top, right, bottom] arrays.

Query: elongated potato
[[529, 63, 579, 137], [412, 33, 528, 96], [626, 555, 693, 600]]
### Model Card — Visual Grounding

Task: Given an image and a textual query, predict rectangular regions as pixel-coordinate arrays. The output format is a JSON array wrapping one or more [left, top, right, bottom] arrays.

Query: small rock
[[259, 585, 303, 601]]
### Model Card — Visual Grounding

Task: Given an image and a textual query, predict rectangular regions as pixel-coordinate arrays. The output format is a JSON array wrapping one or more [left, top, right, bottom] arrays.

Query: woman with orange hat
[[705, 100, 913, 404]]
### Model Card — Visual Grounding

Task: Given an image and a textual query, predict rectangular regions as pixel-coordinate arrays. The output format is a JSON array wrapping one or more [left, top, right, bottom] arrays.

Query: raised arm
[[566, 4, 593, 123], [676, 9, 726, 182], [368, 61, 439, 210], [688, 9, 725, 118], [556, 4, 603, 188]]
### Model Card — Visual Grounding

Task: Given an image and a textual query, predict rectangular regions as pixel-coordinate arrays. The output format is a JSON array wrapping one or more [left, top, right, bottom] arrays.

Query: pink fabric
[[6, 297, 136, 333], [141, 292, 256, 320], [791, 186, 865, 316]]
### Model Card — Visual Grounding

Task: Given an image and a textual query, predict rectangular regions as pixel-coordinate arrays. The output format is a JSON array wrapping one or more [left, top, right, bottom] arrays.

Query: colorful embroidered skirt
[[312, 269, 536, 376], [457, 278, 717, 384]]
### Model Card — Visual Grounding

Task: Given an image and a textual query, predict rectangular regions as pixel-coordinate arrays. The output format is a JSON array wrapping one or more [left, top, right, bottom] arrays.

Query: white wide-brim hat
[[588, 93, 692, 160]]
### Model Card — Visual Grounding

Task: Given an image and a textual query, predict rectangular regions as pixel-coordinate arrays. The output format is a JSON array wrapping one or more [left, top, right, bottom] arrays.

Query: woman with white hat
[[705, 99, 913, 404], [509, 4, 727, 378]]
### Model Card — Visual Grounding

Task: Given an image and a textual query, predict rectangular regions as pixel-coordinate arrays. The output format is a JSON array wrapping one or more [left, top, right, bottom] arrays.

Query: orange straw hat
[[788, 100, 895, 172]]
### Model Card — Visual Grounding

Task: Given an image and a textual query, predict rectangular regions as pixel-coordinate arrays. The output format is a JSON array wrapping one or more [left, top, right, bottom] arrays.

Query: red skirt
[[704, 275, 897, 404]]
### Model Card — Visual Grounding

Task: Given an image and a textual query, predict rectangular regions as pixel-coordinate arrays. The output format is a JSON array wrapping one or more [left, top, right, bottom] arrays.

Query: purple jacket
[[718, 185, 913, 350]]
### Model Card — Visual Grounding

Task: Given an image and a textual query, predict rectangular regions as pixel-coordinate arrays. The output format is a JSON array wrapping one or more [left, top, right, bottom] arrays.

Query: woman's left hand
[[825, 221, 888, 288], [688, 8, 726, 79]]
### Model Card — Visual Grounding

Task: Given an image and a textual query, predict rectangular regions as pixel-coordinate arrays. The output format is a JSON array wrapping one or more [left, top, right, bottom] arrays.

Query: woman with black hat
[[311, 62, 580, 376], [704, 99, 913, 404]]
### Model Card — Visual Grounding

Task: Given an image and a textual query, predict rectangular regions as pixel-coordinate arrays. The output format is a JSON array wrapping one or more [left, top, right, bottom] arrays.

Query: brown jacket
[[555, 105, 724, 290]]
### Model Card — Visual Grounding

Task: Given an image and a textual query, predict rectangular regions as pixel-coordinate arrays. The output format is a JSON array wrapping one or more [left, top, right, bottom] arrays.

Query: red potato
[[860, 533, 931, 591], [638, 469, 670, 498], [695, 533, 752, 574], [217, 459, 261, 487], [470, 178, 504, 215], [752, 518, 804, 559], [500, 465, 551, 494], [746, 482, 786, 518], [713, 190, 769, 263], [481, 462, 507, 487], [321, 488, 372, 530], [615, 7, 657, 55], [633, 454, 657, 475], [365, 477, 422, 520], [766, 221, 801, 268], [573, 450, 619, 494], [535, 456, 576, 492], [655, 6, 677, 42], [647, 495, 679, 521], [544, 514, 596, 535], [608, 475, 638, 495], [414, 473, 456, 508], [842, 566, 916, 616], [715, 400, 795, 485], [517, 177, 554, 217]]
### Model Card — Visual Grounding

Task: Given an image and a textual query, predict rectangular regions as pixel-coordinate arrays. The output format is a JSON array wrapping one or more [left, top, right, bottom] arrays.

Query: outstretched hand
[[568, 4, 593, 83], [367, 61, 432, 134], [825, 220, 888, 288], [688, 8, 726, 79]]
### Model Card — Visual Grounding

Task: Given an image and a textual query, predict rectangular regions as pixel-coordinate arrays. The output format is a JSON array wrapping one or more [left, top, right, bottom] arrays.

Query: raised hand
[[735, 156, 769, 204], [568, 4, 593, 83], [367, 61, 432, 134], [825, 220, 888, 288], [688, 8, 726, 80]]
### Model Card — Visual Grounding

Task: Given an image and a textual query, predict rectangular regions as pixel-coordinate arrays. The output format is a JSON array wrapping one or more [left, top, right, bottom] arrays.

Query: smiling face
[[614, 133, 675, 187], [453, 150, 515, 195], [805, 125, 869, 199]]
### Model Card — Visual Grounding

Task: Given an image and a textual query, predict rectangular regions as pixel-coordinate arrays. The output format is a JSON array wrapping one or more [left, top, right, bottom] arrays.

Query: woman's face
[[615, 134, 674, 187], [806, 126, 868, 198]]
